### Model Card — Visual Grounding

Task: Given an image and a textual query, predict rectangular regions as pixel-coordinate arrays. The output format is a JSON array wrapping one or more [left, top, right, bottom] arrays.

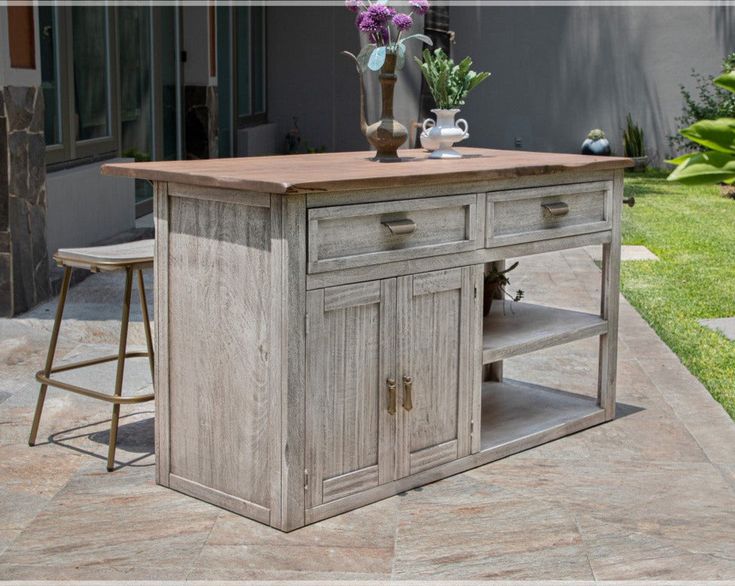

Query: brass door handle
[[382, 219, 417, 235], [541, 202, 570, 217], [403, 375, 413, 411], [387, 378, 397, 415]]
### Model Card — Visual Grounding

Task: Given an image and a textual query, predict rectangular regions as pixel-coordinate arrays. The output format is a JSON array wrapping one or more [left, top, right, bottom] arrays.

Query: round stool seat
[[54, 239, 154, 272]]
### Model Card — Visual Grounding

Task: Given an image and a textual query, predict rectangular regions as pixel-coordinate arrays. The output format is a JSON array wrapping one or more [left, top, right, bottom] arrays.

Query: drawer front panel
[[486, 181, 612, 247], [308, 194, 480, 273]]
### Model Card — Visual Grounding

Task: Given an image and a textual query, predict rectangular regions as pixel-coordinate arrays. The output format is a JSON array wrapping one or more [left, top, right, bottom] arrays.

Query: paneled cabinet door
[[305, 279, 397, 509], [396, 266, 481, 478]]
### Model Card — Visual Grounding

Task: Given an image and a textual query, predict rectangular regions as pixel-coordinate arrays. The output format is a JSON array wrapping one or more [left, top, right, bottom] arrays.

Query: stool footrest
[[35, 352, 155, 404]]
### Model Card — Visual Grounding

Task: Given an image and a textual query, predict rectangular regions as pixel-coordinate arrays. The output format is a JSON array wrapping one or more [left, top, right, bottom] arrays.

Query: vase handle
[[456, 118, 469, 138], [422, 118, 435, 134]]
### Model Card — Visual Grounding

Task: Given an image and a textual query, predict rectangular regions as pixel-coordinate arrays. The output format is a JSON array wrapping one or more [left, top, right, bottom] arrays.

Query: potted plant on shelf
[[581, 129, 611, 156], [342, 0, 433, 162], [623, 114, 648, 171], [415, 48, 491, 159], [483, 261, 524, 317]]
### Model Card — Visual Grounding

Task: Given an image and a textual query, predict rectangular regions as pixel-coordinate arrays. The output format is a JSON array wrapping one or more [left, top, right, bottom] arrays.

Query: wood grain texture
[[280, 194, 307, 531], [396, 267, 475, 478], [486, 182, 612, 248], [306, 231, 613, 291], [101, 148, 633, 195], [307, 194, 479, 273], [482, 302, 608, 364], [598, 169, 623, 420], [305, 279, 394, 508], [167, 195, 273, 513], [304, 385, 606, 526], [153, 182, 170, 487]]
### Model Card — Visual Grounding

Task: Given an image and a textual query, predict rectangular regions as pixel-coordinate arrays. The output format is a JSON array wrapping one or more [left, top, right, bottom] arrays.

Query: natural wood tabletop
[[101, 147, 633, 194]]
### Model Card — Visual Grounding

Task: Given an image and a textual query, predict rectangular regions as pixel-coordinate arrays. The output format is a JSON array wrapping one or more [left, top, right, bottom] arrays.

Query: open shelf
[[483, 302, 607, 364], [480, 379, 603, 452]]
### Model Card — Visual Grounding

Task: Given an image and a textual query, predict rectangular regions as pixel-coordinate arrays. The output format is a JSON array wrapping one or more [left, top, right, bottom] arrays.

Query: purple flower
[[392, 12, 413, 31], [410, 0, 430, 15], [357, 12, 379, 33], [345, 0, 361, 12], [366, 3, 394, 23]]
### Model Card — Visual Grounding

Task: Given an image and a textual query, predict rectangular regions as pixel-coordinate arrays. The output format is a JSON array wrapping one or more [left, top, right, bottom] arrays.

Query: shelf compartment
[[480, 379, 603, 452], [483, 302, 607, 364]]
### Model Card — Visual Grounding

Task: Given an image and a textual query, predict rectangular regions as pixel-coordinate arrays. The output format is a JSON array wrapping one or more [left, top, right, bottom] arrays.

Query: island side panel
[[165, 186, 276, 524], [154, 181, 170, 486], [598, 168, 623, 419], [278, 193, 307, 531]]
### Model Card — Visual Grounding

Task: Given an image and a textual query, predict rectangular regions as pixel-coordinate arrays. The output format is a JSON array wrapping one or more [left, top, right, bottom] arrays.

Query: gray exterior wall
[[267, 6, 734, 164], [452, 6, 735, 163], [267, 7, 425, 155]]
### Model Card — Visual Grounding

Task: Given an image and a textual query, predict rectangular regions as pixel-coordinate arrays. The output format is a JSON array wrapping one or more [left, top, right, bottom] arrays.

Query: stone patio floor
[[1, 247, 734, 582]]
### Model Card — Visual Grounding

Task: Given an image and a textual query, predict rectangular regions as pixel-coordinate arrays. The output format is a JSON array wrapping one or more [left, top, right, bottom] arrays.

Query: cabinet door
[[396, 266, 481, 478], [305, 279, 396, 509]]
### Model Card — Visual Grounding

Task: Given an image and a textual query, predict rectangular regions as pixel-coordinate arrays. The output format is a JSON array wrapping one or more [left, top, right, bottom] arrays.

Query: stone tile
[[0, 530, 20, 557], [392, 492, 593, 580], [700, 316, 735, 341], [0, 465, 218, 570], [207, 495, 399, 549], [585, 244, 659, 262], [0, 563, 188, 581], [0, 443, 83, 530], [579, 513, 735, 580], [193, 544, 394, 576], [185, 567, 393, 581]]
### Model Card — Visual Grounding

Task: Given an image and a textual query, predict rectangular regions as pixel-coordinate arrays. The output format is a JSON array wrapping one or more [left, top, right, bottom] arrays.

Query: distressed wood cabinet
[[103, 148, 632, 532]]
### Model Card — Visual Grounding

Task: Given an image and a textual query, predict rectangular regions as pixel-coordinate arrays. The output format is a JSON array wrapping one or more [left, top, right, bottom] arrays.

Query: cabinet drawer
[[308, 194, 481, 273], [485, 181, 612, 248]]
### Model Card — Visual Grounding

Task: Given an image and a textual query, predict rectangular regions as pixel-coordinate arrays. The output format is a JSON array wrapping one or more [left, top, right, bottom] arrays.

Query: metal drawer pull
[[541, 202, 570, 217], [382, 218, 417, 235], [387, 378, 397, 415], [403, 375, 413, 411]]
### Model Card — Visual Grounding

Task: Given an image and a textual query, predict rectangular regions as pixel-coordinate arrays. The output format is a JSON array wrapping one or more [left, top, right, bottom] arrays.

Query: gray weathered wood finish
[[137, 151, 626, 532]]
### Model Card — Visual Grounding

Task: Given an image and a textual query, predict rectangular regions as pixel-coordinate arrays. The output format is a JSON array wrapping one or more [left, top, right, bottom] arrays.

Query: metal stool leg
[[29, 267, 73, 446], [107, 267, 134, 471], [137, 269, 154, 381]]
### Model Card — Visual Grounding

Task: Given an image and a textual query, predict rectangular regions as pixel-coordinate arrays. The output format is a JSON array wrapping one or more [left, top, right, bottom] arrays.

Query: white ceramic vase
[[422, 109, 469, 159]]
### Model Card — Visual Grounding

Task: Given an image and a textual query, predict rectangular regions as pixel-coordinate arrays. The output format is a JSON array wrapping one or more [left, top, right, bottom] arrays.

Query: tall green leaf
[[680, 118, 735, 154]]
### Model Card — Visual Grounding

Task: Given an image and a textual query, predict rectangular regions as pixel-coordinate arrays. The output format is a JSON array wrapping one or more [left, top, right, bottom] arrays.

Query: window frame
[[44, 7, 119, 166], [234, 6, 267, 129]]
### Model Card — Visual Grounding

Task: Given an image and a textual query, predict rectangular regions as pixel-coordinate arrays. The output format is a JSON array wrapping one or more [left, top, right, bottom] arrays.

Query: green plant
[[623, 114, 645, 158], [414, 48, 490, 110], [121, 147, 150, 163], [668, 71, 735, 185], [669, 53, 735, 154], [587, 129, 606, 141], [483, 261, 523, 316]]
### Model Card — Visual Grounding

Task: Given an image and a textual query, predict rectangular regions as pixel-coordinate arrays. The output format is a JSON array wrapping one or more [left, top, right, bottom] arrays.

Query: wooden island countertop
[[102, 147, 633, 194]]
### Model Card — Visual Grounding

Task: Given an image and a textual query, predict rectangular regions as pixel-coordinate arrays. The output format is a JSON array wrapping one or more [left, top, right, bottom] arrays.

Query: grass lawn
[[621, 169, 735, 420]]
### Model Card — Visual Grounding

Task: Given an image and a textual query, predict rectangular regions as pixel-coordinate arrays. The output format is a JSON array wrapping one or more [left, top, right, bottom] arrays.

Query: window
[[235, 6, 266, 127], [39, 7, 61, 146], [41, 7, 118, 165]]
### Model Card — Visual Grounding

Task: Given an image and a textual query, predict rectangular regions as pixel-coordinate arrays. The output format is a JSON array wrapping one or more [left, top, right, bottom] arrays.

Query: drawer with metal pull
[[307, 194, 482, 273], [485, 181, 612, 248]]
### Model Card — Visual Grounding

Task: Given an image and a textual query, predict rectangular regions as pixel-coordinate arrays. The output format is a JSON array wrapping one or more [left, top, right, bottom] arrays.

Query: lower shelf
[[481, 379, 602, 452]]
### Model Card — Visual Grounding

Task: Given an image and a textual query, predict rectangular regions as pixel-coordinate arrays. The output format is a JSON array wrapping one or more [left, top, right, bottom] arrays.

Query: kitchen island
[[103, 147, 632, 532]]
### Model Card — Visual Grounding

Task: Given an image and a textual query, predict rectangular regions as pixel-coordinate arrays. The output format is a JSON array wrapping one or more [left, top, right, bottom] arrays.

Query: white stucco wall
[[45, 159, 135, 260]]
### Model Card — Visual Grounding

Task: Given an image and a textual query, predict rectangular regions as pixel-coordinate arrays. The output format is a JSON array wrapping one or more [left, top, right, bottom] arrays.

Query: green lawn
[[621, 169, 735, 419]]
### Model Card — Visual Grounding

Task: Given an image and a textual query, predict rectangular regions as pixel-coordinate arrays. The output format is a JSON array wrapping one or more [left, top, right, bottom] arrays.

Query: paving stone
[[0, 249, 733, 580], [584, 244, 659, 262], [699, 316, 735, 341]]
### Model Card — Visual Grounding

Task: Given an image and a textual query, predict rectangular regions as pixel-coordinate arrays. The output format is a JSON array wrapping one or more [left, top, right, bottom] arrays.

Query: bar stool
[[28, 239, 155, 471]]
